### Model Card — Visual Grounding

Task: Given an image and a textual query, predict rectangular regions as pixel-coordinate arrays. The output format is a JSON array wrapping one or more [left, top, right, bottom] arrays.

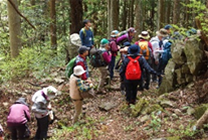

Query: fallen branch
[[8, 0, 36, 30]]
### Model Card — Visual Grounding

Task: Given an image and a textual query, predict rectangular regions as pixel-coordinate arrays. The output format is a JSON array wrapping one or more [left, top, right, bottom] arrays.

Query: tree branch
[[7, 0, 36, 30]]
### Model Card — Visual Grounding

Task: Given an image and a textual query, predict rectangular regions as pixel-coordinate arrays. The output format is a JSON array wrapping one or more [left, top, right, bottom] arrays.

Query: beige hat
[[73, 65, 86, 76], [156, 28, 168, 37], [138, 31, 150, 40]]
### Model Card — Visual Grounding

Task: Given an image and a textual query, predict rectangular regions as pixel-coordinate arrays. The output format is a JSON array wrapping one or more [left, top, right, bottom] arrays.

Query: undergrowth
[[0, 46, 65, 83]]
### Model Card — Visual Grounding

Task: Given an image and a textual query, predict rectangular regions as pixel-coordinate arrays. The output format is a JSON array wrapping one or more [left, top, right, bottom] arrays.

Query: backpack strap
[[128, 56, 140, 61]]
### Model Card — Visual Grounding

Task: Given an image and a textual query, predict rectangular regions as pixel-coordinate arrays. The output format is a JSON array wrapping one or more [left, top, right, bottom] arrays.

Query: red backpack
[[125, 56, 141, 80]]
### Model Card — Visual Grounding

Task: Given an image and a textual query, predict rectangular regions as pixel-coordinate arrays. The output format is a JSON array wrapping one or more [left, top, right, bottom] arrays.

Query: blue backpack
[[161, 41, 172, 66]]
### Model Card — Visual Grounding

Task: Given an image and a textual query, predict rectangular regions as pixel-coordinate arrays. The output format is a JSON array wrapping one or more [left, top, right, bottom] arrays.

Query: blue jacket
[[79, 28, 94, 47], [119, 54, 157, 84]]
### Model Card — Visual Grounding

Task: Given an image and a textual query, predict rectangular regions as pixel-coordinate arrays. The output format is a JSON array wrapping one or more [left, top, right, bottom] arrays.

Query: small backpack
[[138, 41, 150, 60], [90, 49, 106, 67], [161, 41, 172, 66], [65, 57, 77, 78], [125, 56, 141, 80]]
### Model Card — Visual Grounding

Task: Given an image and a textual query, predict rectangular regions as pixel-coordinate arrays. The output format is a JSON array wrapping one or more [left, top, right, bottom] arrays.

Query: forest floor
[[0, 67, 208, 140]]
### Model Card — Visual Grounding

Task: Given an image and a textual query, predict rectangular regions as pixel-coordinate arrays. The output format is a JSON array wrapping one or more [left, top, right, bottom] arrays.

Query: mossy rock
[[141, 104, 163, 115], [194, 104, 208, 119], [131, 98, 149, 117]]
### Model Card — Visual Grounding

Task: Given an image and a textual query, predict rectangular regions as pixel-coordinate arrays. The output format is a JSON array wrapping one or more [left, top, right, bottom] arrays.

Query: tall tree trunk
[[173, 0, 180, 25], [150, 0, 156, 31], [166, 0, 171, 24], [108, 0, 119, 37], [69, 0, 83, 34], [49, 0, 57, 50], [135, 0, 143, 41], [121, 0, 127, 30], [129, 0, 135, 27], [7, 0, 21, 58], [158, 0, 165, 29]]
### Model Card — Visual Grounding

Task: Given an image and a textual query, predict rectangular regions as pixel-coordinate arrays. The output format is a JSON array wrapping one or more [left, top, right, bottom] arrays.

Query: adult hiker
[[150, 28, 168, 87], [76, 46, 90, 80], [32, 86, 60, 140], [79, 19, 94, 49], [135, 31, 153, 90], [119, 44, 158, 105], [7, 98, 30, 140], [97, 38, 111, 92], [70, 65, 94, 123], [117, 27, 136, 45], [109, 30, 120, 80]]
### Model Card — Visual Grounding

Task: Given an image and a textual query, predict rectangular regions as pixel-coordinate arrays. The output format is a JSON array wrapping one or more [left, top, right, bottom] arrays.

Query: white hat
[[73, 65, 86, 76], [43, 86, 60, 100], [70, 33, 82, 46], [138, 31, 150, 40]]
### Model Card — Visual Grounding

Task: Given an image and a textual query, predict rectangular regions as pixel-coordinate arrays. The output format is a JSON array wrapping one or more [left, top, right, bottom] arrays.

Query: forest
[[0, 0, 208, 140]]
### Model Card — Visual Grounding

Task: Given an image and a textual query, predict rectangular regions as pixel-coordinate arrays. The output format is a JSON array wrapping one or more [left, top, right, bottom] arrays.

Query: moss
[[194, 104, 208, 119], [167, 136, 180, 140], [141, 104, 163, 115], [131, 98, 149, 117]]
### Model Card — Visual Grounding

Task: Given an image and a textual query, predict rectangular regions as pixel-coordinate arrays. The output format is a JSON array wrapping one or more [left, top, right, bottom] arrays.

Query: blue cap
[[123, 42, 131, 46], [128, 44, 140, 54], [164, 25, 172, 30]]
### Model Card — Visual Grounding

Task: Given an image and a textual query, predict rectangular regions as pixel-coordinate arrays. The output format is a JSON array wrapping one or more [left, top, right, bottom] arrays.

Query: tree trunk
[[69, 0, 83, 34], [150, 0, 156, 31], [158, 0, 165, 29], [173, 0, 180, 25], [49, 0, 57, 50], [121, 0, 127, 30], [135, 0, 143, 41], [129, 0, 135, 27], [185, 0, 190, 28], [108, 0, 119, 37], [166, 0, 171, 24], [7, 0, 21, 58]]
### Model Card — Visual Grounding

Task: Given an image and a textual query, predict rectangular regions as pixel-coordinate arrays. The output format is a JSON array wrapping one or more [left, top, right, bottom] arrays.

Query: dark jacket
[[119, 54, 157, 84]]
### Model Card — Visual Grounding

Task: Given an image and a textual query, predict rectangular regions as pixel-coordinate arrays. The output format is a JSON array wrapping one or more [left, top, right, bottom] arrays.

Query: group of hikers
[[0, 19, 200, 140]]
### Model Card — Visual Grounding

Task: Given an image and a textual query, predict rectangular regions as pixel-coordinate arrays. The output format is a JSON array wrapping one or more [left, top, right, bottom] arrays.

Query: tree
[[7, 0, 21, 58], [49, 0, 57, 50], [158, 0, 165, 29], [173, 0, 180, 25], [135, 0, 143, 41], [107, 0, 119, 37], [69, 0, 83, 34]]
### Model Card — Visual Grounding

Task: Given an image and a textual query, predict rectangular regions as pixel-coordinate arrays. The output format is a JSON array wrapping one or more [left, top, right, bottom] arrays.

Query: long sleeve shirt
[[7, 104, 30, 126], [102, 51, 111, 64], [119, 54, 157, 83], [150, 36, 164, 62], [79, 28, 94, 47]]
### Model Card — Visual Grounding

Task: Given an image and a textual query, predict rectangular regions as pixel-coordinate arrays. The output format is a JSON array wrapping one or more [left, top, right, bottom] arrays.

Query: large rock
[[194, 104, 208, 119], [171, 41, 186, 65], [158, 60, 176, 94], [68, 33, 81, 59], [175, 68, 186, 85], [184, 39, 204, 75]]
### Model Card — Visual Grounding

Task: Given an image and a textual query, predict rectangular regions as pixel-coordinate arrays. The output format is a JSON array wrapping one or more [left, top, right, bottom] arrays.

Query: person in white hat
[[69, 65, 94, 123], [31, 86, 60, 140]]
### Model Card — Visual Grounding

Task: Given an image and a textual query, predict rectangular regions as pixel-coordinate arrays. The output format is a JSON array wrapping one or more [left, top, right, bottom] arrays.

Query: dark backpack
[[65, 57, 77, 78], [161, 41, 172, 66], [90, 49, 107, 67], [125, 56, 141, 80]]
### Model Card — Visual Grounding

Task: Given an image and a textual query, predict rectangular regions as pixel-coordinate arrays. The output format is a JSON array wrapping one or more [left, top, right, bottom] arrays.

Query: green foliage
[[0, 46, 65, 82], [50, 117, 99, 140], [168, 123, 198, 137]]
